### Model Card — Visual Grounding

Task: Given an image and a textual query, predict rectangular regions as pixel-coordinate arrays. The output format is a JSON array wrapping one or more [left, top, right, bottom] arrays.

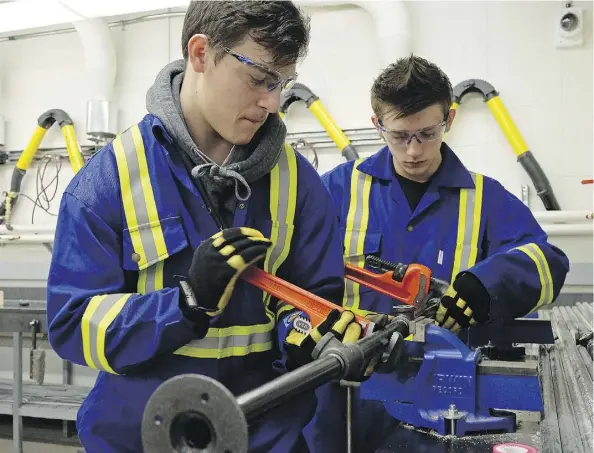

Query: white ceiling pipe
[[533, 210, 594, 224], [354, 1, 410, 66], [73, 18, 116, 103], [0, 225, 57, 235], [0, 234, 55, 244], [296, 0, 411, 65]]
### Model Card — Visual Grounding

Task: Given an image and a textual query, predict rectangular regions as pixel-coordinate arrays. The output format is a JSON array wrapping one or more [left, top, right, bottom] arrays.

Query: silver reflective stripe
[[184, 331, 272, 350], [513, 243, 553, 310], [120, 130, 160, 265], [458, 173, 478, 272], [87, 294, 127, 372], [451, 172, 484, 280], [142, 262, 160, 293], [344, 161, 370, 308], [267, 149, 290, 270]]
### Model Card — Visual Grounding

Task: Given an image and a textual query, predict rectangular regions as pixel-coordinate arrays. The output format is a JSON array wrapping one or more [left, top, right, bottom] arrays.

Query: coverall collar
[[150, 116, 175, 146], [358, 142, 476, 189]]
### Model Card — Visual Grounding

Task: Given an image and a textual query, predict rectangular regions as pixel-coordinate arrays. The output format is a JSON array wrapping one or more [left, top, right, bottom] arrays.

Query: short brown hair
[[181, 1, 311, 68], [371, 54, 453, 120]]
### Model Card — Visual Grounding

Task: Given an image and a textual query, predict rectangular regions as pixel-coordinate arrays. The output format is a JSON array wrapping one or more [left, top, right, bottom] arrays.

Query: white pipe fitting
[[533, 210, 593, 224], [542, 224, 594, 236], [0, 234, 55, 244], [73, 18, 116, 102], [296, 0, 411, 65], [0, 225, 56, 234]]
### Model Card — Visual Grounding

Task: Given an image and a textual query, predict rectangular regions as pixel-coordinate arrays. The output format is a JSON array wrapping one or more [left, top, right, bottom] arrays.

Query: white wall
[[1, 1, 591, 267], [0, 1, 592, 383]]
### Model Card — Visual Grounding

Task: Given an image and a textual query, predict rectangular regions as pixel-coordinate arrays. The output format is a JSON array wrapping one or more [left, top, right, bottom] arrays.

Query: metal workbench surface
[[0, 299, 591, 453], [374, 302, 593, 453]]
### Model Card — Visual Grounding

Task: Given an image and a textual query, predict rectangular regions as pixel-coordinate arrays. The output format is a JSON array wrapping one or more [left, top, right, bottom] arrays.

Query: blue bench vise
[[360, 316, 554, 436]]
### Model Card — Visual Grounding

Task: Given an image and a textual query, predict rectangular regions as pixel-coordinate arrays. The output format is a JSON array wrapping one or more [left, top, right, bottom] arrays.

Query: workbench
[[0, 299, 88, 453], [0, 300, 592, 453]]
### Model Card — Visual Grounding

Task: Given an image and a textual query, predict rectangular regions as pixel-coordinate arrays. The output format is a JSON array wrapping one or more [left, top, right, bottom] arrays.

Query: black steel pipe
[[239, 316, 409, 424], [142, 317, 410, 453], [239, 354, 342, 423]]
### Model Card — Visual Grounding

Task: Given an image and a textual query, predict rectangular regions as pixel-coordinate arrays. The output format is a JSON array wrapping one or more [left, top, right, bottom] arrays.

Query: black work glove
[[179, 227, 272, 324], [435, 272, 491, 334], [283, 309, 363, 371]]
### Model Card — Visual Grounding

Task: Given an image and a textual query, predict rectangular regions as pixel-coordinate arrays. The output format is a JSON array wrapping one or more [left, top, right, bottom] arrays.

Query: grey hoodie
[[146, 59, 286, 227]]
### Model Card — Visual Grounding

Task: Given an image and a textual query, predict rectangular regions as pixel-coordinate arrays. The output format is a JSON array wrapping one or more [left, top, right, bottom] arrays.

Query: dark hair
[[181, 1, 310, 68], [371, 54, 453, 120]]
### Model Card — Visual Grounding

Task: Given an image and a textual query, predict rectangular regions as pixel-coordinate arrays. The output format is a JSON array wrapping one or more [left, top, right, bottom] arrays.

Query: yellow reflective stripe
[[514, 243, 554, 311], [82, 295, 105, 370], [174, 316, 274, 359], [452, 188, 468, 279], [114, 125, 168, 270], [451, 173, 484, 279], [131, 126, 168, 260], [174, 342, 273, 359], [113, 135, 146, 267], [81, 294, 131, 374], [343, 159, 372, 310], [263, 143, 297, 318], [468, 174, 483, 267], [114, 124, 170, 294], [138, 260, 165, 294]]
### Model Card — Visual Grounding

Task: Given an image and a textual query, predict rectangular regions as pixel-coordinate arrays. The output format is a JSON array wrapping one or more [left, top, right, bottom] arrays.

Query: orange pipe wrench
[[240, 265, 373, 334], [345, 256, 449, 311], [240, 257, 448, 334]]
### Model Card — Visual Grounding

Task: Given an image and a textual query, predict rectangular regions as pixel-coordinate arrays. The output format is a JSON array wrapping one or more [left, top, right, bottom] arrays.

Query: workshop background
[[0, 0, 592, 451]]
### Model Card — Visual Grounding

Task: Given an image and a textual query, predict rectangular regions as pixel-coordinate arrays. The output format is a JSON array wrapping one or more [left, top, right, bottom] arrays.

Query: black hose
[[518, 151, 561, 210], [453, 79, 561, 210]]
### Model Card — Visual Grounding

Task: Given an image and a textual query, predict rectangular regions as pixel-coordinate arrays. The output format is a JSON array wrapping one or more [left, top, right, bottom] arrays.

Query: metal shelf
[[0, 381, 88, 421]]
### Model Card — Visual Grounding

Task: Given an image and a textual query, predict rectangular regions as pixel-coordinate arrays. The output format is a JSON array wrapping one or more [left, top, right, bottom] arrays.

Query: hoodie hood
[[145, 59, 286, 225]]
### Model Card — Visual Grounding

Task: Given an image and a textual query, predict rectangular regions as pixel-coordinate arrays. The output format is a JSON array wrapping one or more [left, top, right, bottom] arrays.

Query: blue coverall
[[304, 143, 570, 453], [46, 114, 346, 453]]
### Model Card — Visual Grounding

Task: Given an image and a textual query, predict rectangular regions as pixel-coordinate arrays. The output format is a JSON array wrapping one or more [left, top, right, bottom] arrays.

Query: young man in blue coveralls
[[46, 2, 364, 452], [308, 55, 570, 452]]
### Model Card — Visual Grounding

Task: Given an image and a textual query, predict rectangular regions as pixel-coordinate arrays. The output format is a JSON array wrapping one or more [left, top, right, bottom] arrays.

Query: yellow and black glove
[[435, 272, 491, 334], [283, 309, 363, 371], [179, 227, 272, 323]]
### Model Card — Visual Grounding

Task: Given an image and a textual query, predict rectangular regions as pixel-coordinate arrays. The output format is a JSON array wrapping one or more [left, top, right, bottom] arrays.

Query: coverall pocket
[[121, 215, 189, 271]]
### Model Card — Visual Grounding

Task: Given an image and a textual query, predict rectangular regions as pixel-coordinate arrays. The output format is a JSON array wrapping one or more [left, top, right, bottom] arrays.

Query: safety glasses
[[378, 118, 448, 149], [222, 46, 298, 95]]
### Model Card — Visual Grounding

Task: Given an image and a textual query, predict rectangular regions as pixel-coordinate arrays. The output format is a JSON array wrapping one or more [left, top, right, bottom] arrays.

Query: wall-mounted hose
[[452, 79, 561, 211], [0, 109, 85, 228], [280, 83, 359, 161]]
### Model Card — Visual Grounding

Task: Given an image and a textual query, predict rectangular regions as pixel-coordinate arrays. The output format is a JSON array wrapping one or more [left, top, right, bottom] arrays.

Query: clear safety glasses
[[222, 47, 297, 96], [378, 118, 448, 149]]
